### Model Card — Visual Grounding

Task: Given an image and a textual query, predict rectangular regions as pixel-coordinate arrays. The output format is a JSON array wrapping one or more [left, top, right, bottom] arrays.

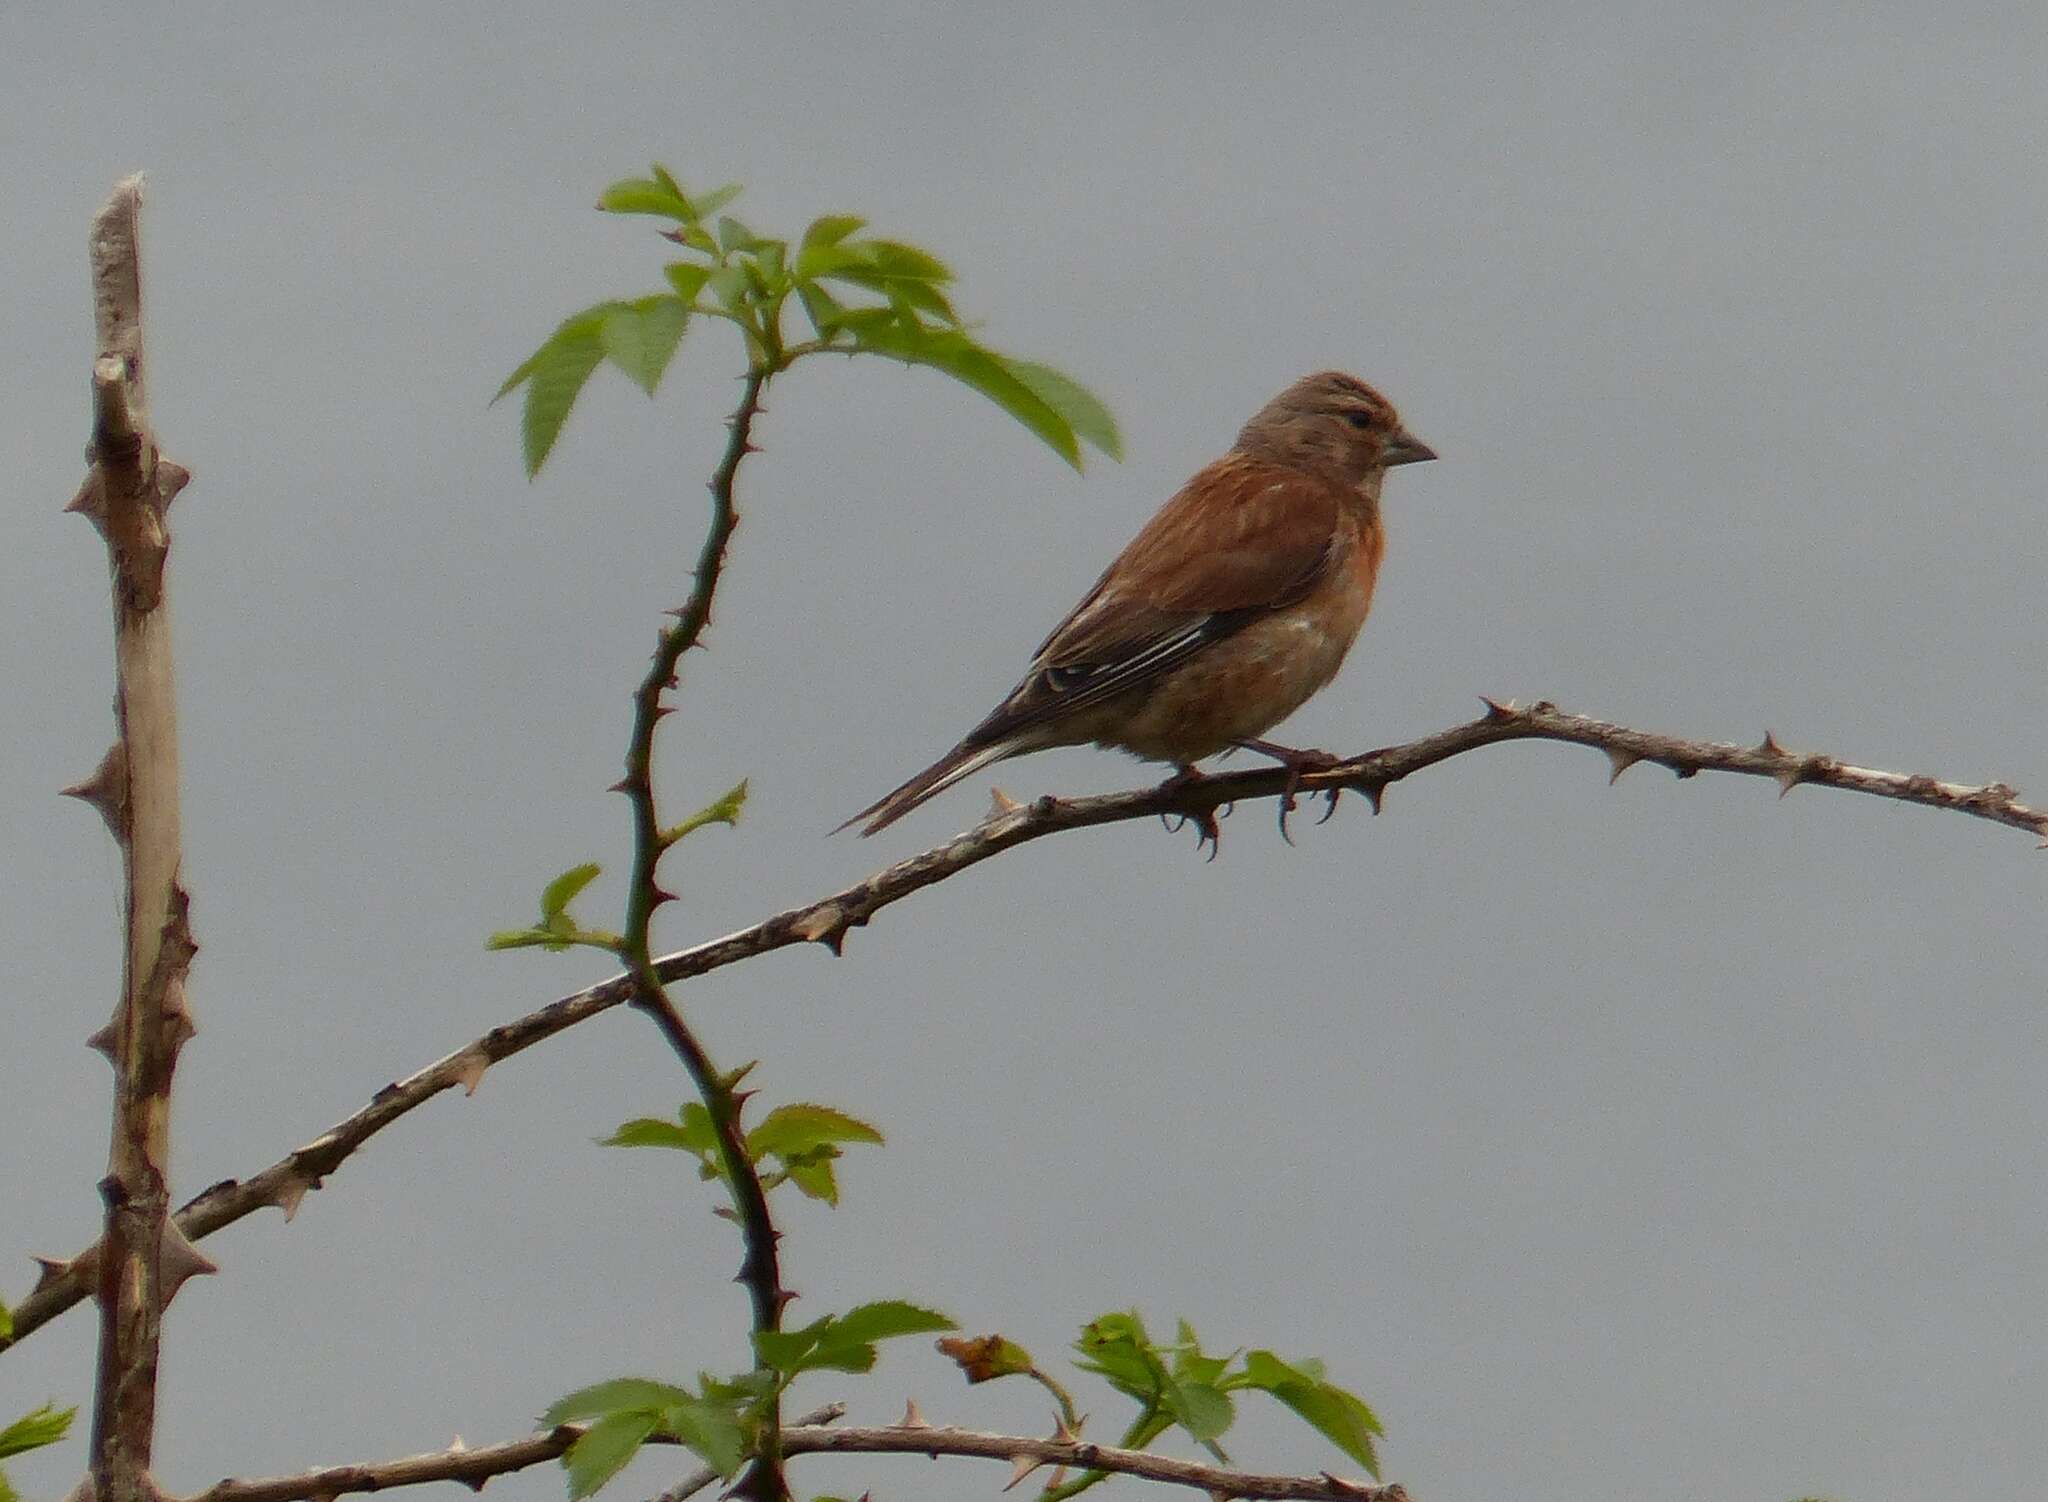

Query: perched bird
[[842, 370, 1434, 836]]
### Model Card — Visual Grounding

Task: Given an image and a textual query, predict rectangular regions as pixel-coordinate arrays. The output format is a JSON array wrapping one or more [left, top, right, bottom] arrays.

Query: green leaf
[[800, 214, 866, 254], [782, 1152, 840, 1204], [716, 216, 758, 255], [665, 263, 712, 303], [1237, 1352, 1381, 1476], [659, 779, 748, 847], [0, 1404, 74, 1461], [851, 323, 1081, 469], [542, 863, 602, 920], [994, 358, 1122, 461], [660, 1396, 746, 1478], [861, 239, 953, 283], [754, 241, 787, 288], [545, 1379, 694, 1424], [0, 1297, 11, 1342], [1074, 1311, 1165, 1400], [689, 183, 743, 220], [600, 297, 690, 396], [598, 176, 693, 220], [600, 1118, 701, 1151], [704, 265, 750, 314], [796, 283, 848, 337], [756, 1302, 955, 1378], [746, 1103, 884, 1162], [562, 1410, 657, 1499], [823, 1300, 955, 1349], [498, 309, 607, 477], [1165, 1380, 1234, 1444]]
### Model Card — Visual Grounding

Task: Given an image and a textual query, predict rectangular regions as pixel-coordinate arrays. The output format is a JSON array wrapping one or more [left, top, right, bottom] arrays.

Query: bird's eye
[[1342, 409, 1376, 430]]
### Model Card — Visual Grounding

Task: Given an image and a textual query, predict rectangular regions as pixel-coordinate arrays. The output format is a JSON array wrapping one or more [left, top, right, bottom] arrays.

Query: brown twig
[[172, 1415, 1397, 1502], [613, 365, 787, 1502], [66, 173, 210, 1502], [10, 701, 2039, 1350]]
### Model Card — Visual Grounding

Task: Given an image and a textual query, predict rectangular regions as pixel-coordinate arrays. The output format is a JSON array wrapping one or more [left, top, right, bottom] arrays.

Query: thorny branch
[[612, 365, 788, 1502], [11, 700, 2041, 1349], [173, 1415, 1400, 1502]]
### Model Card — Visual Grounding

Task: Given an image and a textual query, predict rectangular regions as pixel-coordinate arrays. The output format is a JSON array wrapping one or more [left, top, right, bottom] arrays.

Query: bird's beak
[[1383, 431, 1437, 467]]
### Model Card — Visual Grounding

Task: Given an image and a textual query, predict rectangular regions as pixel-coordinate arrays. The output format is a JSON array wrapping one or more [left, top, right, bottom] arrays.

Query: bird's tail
[[835, 734, 1024, 836]]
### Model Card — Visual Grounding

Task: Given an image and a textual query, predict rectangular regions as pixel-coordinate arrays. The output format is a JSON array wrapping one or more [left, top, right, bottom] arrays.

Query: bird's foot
[[1156, 763, 1227, 860], [1233, 738, 1345, 843]]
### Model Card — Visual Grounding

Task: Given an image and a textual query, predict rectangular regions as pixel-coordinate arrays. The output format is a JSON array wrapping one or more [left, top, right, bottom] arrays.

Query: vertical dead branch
[[65, 174, 210, 1502]]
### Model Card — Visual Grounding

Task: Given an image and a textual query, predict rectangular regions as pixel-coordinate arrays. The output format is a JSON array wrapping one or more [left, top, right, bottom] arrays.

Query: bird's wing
[[973, 456, 1346, 740]]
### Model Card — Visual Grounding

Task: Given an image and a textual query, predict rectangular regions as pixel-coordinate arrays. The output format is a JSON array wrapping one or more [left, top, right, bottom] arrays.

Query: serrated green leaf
[[746, 1103, 884, 1161], [753, 1321, 825, 1374], [823, 1300, 955, 1349], [1237, 1352, 1380, 1476], [507, 311, 607, 477], [800, 214, 866, 254], [860, 239, 953, 282], [563, 1410, 657, 1499], [542, 863, 602, 920], [0, 1405, 74, 1461], [665, 263, 712, 302], [660, 1397, 746, 1478], [598, 176, 693, 220], [755, 241, 787, 287], [545, 1379, 694, 1425], [1165, 1381, 1234, 1444], [600, 297, 690, 396], [783, 1153, 840, 1204], [993, 358, 1121, 461], [852, 324, 1081, 469], [601, 1118, 701, 1151]]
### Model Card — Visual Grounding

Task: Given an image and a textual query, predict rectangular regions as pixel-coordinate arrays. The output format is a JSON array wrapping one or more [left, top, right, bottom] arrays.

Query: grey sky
[[5, 7, 2046, 1501]]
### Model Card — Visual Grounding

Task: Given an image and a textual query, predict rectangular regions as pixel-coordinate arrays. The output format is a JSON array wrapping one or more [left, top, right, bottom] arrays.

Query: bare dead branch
[[70, 171, 206, 1502], [173, 1415, 1398, 1502], [10, 700, 2038, 1353]]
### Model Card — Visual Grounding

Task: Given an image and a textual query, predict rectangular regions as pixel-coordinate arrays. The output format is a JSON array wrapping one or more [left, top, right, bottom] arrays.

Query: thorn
[[30, 1254, 68, 1290], [607, 778, 631, 795], [793, 903, 843, 943], [86, 1020, 118, 1060], [1051, 1412, 1084, 1444], [987, 786, 1022, 818], [1479, 695, 1518, 722], [1360, 781, 1385, 815], [898, 1398, 929, 1429], [648, 883, 679, 907], [1605, 748, 1642, 785], [451, 1048, 490, 1096], [1003, 1455, 1045, 1491], [159, 1219, 220, 1307], [1758, 730, 1786, 757], [650, 703, 674, 723], [1774, 763, 1807, 798], [62, 744, 128, 837], [273, 1177, 312, 1222], [449, 1435, 467, 1452]]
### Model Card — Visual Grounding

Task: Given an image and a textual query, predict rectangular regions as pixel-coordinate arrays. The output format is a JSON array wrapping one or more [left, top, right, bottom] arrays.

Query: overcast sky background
[[4, 7, 2046, 1502]]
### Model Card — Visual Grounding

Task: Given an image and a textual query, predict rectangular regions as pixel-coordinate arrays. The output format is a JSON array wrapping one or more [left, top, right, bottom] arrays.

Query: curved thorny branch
[[9, 698, 2038, 1355], [173, 1415, 1401, 1502]]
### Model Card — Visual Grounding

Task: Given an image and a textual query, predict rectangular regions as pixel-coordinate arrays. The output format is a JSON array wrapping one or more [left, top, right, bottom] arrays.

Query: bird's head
[[1236, 370, 1435, 485]]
